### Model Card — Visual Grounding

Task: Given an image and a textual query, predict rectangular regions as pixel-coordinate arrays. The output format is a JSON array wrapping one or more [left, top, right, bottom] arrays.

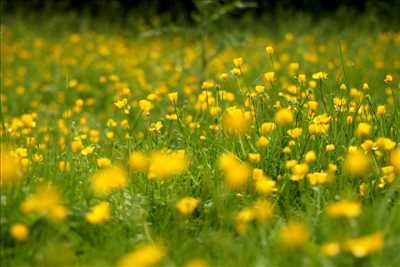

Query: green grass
[[1, 12, 400, 267]]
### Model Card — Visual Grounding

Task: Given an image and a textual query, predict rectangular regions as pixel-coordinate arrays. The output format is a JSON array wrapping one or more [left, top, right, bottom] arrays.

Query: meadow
[[1, 11, 400, 267]]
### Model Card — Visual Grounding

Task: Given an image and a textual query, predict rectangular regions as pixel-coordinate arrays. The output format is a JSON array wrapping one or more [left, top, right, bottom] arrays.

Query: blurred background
[[3, 0, 400, 24]]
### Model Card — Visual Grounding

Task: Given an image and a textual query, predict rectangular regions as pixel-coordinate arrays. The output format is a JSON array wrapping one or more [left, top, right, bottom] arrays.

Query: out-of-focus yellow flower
[[176, 197, 199, 216], [221, 107, 251, 135], [1, 145, 24, 187], [375, 137, 396, 151], [304, 150, 316, 163], [97, 157, 111, 168], [235, 207, 254, 235], [327, 200, 361, 219], [21, 184, 67, 222], [274, 108, 294, 126], [265, 46, 274, 55], [384, 74, 393, 84], [129, 151, 148, 172], [307, 171, 331, 186], [59, 160, 70, 172], [184, 259, 208, 267], [279, 221, 309, 249], [312, 72, 328, 80], [81, 146, 95, 156], [201, 80, 215, 90], [255, 177, 277, 194], [355, 122, 372, 137], [168, 92, 178, 104], [290, 163, 309, 181], [233, 57, 244, 67], [10, 223, 29, 241], [391, 148, 400, 174], [326, 144, 335, 152], [90, 165, 127, 195], [377, 105, 386, 115], [147, 150, 189, 180], [118, 243, 165, 267], [256, 136, 270, 148], [252, 199, 274, 223], [264, 72, 275, 82], [235, 199, 273, 234], [287, 127, 302, 139], [260, 122, 276, 135], [343, 148, 371, 178], [343, 232, 384, 258], [309, 114, 330, 135], [71, 138, 84, 153], [320, 242, 340, 256], [248, 153, 261, 163], [218, 153, 251, 190], [139, 99, 154, 114], [85, 201, 110, 224]]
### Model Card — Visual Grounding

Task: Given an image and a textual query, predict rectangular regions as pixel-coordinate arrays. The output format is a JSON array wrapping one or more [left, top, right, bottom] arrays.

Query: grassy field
[[1, 12, 400, 267]]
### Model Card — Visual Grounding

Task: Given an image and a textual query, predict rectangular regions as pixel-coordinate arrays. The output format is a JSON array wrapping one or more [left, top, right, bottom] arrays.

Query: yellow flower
[[252, 199, 274, 223], [264, 72, 275, 82], [81, 146, 95, 156], [304, 150, 316, 163], [201, 80, 215, 90], [90, 165, 127, 195], [260, 122, 276, 135], [233, 57, 244, 67], [343, 148, 371, 178], [312, 71, 328, 80], [235, 207, 254, 235], [10, 223, 29, 241], [21, 184, 67, 222], [147, 150, 189, 180], [326, 144, 335, 152], [384, 74, 393, 84], [320, 242, 340, 256], [231, 68, 242, 76], [218, 153, 251, 190], [221, 107, 251, 135], [255, 177, 278, 194], [176, 197, 199, 216], [71, 138, 84, 153], [274, 108, 294, 126], [344, 232, 384, 258], [290, 163, 309, 181], [256, 136, 270, 148], [391, 148, 400, 174], [375, 137, 396, 151], [97, 157, 111, 168], [114, 98, 128, 109], [298, 74, 306, 83], [279, 221, 309, 249], [85, 201, 111, 224], [248, 153, 261, 163], [327, 200, 361, 219], [168, 92, 178, 104], [287, 128, 302, 139], [118, 243, 165, 267], [355, 122, 372, 137], [184, 259, 208, 267], [265, 46, 274, 55], [309, 114, 330, 135], [377, 105, 386, 115], [129, 151, 148, 172], [139, 99, 154, 114], [307, 171, 330, 186], [1, 145, 24, 187]]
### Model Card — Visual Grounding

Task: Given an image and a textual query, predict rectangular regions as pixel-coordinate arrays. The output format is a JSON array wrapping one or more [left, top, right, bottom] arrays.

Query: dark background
[[3, 0, 400, 23]]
